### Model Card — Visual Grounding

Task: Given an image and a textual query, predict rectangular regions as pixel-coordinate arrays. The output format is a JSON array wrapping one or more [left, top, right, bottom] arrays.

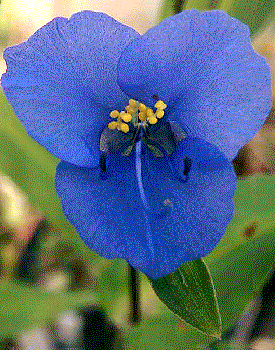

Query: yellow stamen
[[156, 110, 165, 119], [138, 112, 147, 122], [129, 99, 137, 107], [146, 108, 154, 117], [154, 100, 167, 110], [108, 121, 118, 130], [110, 110, 120, 118], [125, 105, 136, 114], [138, 103, 147, 112], [119, 123, 130, 133], [108, 98, 167, 133], [148, 116, 158, 125], [120, 112, 132, 122]]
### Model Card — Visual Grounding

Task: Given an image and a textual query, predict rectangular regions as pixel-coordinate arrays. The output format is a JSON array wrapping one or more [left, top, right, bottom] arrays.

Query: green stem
[[129, 265, 141, 325]]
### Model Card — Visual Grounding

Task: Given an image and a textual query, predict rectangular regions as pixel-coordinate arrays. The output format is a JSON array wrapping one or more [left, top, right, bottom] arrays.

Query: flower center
[[107, 98, 167, 134], [100, 98, 187, 159]]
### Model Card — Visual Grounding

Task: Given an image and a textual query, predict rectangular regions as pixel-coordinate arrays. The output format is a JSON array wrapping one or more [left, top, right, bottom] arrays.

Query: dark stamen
[[152, 94, 159, 101], [183, 157, 192, 176], [99, 153, 107, 172]]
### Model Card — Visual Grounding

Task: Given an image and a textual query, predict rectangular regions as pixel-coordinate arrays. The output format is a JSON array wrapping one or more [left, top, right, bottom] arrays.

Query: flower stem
[[128, 265, 141, 325], [174, 0, 186, 13]]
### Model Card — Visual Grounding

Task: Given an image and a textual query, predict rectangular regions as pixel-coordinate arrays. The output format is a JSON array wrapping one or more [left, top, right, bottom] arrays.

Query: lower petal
[[55, 137, 236, 278]]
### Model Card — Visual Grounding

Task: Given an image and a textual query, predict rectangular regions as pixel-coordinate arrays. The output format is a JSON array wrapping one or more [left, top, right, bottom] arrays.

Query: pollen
[[108, 121, 118, 130], [138, 112, 147, 122], [108, 98, 167, 133], [110, 110, 120, 118], [148, 116, 157, 124], [125, 105, 136, 114], [146, 108, 154, 117], [128, 99, 137, 107], [119, 123, 129, 133], [108, 108, 132, 133], [120, 111, 132, 122], [138, 103, 147, 112], [156, 110, 164, 119], [155, 101, 167, 110]]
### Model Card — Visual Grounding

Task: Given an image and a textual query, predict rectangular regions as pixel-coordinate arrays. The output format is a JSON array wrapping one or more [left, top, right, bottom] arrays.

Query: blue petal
[[117, 10, 272, 160], [55, 137, 236, 279], [1, 11, 140, 167]]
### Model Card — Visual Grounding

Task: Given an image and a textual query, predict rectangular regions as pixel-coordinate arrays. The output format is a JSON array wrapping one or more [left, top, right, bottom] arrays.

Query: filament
[[135, 141, 155, 260]]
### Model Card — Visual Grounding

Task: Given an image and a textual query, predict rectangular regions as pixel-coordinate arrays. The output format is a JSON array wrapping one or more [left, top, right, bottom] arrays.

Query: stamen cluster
[[108, 99, 167, 133]]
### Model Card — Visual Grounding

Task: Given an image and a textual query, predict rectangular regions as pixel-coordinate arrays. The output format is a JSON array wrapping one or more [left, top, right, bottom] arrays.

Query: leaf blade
[[149, 258, 221, 338]]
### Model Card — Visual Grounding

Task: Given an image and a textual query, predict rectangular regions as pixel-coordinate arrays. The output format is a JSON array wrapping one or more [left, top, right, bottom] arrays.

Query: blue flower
[[1, 10, 271, 278]]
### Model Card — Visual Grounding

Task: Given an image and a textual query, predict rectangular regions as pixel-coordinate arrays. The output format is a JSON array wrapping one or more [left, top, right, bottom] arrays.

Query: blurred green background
[[1, 0, 275, 349]]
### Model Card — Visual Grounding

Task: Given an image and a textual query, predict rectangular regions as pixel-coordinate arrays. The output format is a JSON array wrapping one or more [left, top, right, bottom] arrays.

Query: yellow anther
[[110, 110, 120, 118], [154, 100, 167, 110], [138, 103, 147, 112], [108, 121, 118, 130], [148, 116, 158, 125], [125, 105, 136, 114], [156, 110, 165, 119], [146, 108, 154, 117], [108, 98, 167, 134], [120, 112, 132, 122], [129, 99, 137, 107], [138, 112, 147, 122], [119, 123, 129, 133]]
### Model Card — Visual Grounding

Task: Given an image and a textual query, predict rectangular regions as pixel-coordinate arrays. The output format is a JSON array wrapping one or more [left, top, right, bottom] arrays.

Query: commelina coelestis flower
[[1, 10, 271, 278]]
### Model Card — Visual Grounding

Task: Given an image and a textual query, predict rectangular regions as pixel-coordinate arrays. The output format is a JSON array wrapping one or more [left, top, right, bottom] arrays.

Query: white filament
[[135, 141, 155, 261]]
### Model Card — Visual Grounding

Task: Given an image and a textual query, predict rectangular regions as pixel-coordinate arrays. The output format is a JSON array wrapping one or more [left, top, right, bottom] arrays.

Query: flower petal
[[55, 137, 236, 278], [118, 10, 272, 160], [1, 11, 140, 167]]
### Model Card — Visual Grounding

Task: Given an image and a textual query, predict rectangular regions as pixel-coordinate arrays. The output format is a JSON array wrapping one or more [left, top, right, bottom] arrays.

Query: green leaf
[[149, 258, 221, 338], [0, 281, 95, 339], [217, 0, 275, 36]]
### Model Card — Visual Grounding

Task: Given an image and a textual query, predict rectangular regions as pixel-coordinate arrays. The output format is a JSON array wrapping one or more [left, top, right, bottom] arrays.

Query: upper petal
[[1, 11, 140, 167], [55, 137, 236, 278], [117, 10, 272, 160]]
